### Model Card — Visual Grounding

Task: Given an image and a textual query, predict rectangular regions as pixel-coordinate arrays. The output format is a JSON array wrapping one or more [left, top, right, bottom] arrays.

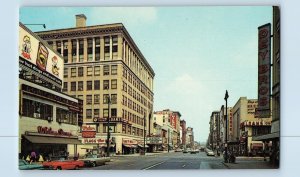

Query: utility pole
[[106, 95, 111, 157], [143, 113, 146, 155], [168, 129, 170, 153], [224, 90, 229, 163]]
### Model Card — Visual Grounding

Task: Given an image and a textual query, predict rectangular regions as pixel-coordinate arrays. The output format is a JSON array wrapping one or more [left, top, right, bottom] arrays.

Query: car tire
[[56, 167, 62, 170], [92, 162, 96, 167], [74, 165, 79, 170]]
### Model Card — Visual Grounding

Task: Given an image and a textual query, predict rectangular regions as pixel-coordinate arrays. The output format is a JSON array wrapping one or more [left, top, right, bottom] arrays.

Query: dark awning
[[99, 144, 116, 148], [23, 135, 82, 145], [138, 144, 149, 148], [252, 132, 280, 141], [123, 144, 137, 148]]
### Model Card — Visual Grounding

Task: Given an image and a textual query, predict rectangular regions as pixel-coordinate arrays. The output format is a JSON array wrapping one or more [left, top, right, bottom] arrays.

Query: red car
[[42, 158, 84, 170]]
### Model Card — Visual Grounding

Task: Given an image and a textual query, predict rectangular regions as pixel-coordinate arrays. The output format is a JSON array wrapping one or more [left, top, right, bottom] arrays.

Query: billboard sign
[[256, 23, 271, 118], [19, 25, 63, 86], [146, 137, 162, 144]]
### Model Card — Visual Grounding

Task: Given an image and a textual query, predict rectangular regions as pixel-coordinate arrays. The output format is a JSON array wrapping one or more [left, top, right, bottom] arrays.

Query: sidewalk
[[222, 156, 278, 169]]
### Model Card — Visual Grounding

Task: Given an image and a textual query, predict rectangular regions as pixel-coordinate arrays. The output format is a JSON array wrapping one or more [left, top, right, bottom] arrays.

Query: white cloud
[[166, 73, 202, 95]]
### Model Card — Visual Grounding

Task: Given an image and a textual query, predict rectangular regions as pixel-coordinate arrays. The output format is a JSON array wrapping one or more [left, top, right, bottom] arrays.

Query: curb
[[222, 162, 230, 169]]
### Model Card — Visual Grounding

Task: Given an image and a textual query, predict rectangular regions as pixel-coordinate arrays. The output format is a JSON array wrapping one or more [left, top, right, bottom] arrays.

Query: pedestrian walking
[[26, 154, 30, 163], [38, 154, 44, 163], [30, 151, 36, 163]]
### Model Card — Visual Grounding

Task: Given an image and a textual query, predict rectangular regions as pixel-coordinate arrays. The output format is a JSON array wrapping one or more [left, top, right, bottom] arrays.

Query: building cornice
[[36, 25, 123, 40], [36, 24, 155, 76]]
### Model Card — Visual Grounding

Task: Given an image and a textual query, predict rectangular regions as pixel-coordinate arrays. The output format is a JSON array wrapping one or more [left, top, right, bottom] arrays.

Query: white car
[[175, 148, 183, 152], [206, 150, 215, 156]]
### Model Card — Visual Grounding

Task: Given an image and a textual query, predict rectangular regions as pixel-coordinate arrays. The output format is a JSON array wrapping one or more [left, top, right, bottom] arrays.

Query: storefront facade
[[19, 23, 82, 160]]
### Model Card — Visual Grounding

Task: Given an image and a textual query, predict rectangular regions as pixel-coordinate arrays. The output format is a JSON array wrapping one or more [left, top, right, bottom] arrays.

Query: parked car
[[19, 159, 43, 170], [183, 149, 189, 153], [175, 148, 183, 152], [81, 154, 110, 167], [190, 150, 197, 154], [206, 150, 215, 156], [200, 147, 205, 152], [42, 157, 84, 170]]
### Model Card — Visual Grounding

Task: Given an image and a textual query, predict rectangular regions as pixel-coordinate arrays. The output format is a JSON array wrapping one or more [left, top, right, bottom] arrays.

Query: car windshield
[[85, 154, 98, 158]]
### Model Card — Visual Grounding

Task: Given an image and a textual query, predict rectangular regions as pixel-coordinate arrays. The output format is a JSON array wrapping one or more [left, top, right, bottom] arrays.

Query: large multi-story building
[[208, 111, 220, 151], [19, 23, 83, 160], [219, 106, 234, 150], [180, 120, 187, 148], [232, 97, 272, 156], [186, 127, 194, 149], [36, 14, 155, 155], [153, 109, 181, 150]]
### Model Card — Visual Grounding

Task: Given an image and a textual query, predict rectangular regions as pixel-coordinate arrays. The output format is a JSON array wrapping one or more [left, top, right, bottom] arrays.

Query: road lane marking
[[142, 161, 165, 170]]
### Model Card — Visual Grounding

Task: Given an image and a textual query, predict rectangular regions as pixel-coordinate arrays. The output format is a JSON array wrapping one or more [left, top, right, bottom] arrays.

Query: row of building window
[[122, 95, 146, 117], [123, 69, 153, 111], [63, 79, 117, 91], [49, 36, 118, 63], [123, 41, 152, 92], [21, 98, 77, 125], [64, 65, 118, 78], [95, 123, 144, 137], [123, 81, 148, 108], [122, 109, 144, 126], [122, 124, 145, 137], [84, 94, 117, 105], [86, 108, 117, 119]]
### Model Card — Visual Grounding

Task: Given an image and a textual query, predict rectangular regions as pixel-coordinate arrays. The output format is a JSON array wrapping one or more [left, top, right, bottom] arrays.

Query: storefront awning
[[123, 144, 137, 148], [99, 144, 116, 148], [138, 144, 149, 148], [23, 135, 82, 145], [252, 132, 280, 141]]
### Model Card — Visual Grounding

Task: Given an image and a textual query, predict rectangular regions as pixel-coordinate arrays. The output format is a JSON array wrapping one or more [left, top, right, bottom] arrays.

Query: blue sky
[[20, 6, 272, 143]]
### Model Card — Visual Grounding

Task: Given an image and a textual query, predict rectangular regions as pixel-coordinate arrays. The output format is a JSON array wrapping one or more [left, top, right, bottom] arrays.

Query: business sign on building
[[37, 126, 73, 137], [19, 25, 63, 86], [81, 125, 97, 138], [256, 23, 271, 118], [146, 137, 162, 144], [247, 100, 258, 114], [170, 113, 177, 129], [122, 139, 138, 145], [82, 137, 113, 144]]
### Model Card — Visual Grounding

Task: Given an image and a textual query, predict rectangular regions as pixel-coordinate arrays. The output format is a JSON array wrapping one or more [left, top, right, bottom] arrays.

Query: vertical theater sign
[[256, 23, 271, 118]]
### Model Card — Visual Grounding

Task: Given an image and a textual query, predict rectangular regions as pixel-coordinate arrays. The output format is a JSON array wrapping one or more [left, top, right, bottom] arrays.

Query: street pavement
[[81, 151, 226, 170]]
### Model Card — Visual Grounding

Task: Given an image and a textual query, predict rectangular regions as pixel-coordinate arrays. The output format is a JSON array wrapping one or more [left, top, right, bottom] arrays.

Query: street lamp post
[[143, 114, 146, 155], [106, 95, 111, 157], [224, 90, 229, 163], [167, 129, 170, 153]]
